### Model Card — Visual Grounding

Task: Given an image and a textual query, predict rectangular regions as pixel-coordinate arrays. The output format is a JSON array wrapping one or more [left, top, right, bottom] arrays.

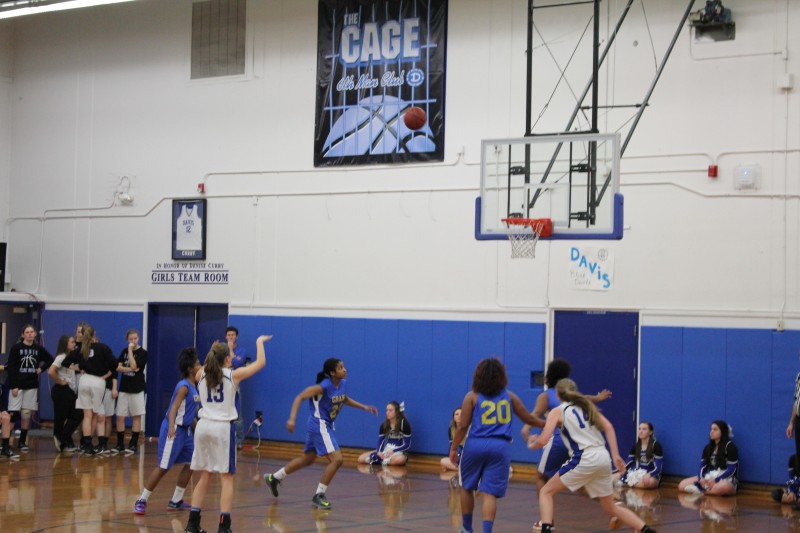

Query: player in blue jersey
[[614, 421, 663, 489], [448, 357, 542, 533], [134, 347, 201, 515], [264, 357, 378, 510], [528, 379, 657, 533], [521, 358, 611, 492], [357, 401, 412, 466]]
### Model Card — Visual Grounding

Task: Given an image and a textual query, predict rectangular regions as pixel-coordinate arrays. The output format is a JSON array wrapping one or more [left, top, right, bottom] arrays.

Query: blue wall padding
[[640, 326, 683, 476], [36, 307, 800, 485], [641, 325, 799, 484], [396, 320, 431, 452], [772, 331, 800, 482], [679, 328, 727, 476], [431, 321, 471, 454], [231, 315, 545, 462], [725, 329, 772, 482]]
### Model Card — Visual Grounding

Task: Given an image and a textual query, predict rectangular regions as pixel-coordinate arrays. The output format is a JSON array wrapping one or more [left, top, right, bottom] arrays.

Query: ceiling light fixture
[[0, 0, 136, 20]]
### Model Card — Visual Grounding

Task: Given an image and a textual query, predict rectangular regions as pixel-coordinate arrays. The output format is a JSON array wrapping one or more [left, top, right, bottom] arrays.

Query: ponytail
[[203, 341, 229, 391], [80, 325, 96, 361], [556, 378, 598, 426], [316, 357, 341, 384]]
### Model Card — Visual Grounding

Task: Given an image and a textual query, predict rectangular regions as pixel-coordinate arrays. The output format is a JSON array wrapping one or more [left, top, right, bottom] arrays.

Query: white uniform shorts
[[8, 388, 38, 411], [116, 391, 146, 417], [102, 389, 116, 416], [191, 418, 236, 474], [559, 445, 614, 499], [75, 374, 107, 414]]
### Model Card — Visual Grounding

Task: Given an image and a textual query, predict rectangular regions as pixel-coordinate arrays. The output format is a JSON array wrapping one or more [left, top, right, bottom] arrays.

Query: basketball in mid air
[[403, 106, 427, 130]]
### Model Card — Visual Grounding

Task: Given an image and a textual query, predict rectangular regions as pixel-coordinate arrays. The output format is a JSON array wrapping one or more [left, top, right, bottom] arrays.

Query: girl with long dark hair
[[614, 421, 663, 489], [678, 420, 738, 496], [357, 401, 412, 466], [264, 357, 378, 510], [449, 357, 542, 533], [48, 334, 83, 452]]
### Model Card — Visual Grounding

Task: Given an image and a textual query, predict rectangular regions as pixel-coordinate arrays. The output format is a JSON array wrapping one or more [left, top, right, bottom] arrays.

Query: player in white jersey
[[527, 379, 658, 533], [184, 334, 271, 533], [176, 204, 202, 251]]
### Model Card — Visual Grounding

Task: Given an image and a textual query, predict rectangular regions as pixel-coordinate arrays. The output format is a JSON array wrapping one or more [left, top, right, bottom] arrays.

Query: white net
[[506, 221, 545, 259]]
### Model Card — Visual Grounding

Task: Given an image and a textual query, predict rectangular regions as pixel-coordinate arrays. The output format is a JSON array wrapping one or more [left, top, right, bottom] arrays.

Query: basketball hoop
[[501, 218, 553, 259]]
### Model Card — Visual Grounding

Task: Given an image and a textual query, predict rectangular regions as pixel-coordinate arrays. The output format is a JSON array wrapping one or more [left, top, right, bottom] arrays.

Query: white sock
[[140, 489, 152, 502], [316, 482, 328, 495], [171, 486, 186, 502], [274, 468, 287, 480]]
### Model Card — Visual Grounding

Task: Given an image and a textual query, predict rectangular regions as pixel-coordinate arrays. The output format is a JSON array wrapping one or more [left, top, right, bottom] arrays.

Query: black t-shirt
[[117, 346, 147, 393], [63, 342, 117, 378], [7, 341, 53, 389]]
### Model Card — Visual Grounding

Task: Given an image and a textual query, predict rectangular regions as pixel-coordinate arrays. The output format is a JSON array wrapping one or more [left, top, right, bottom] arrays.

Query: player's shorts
[[158, 419, 194, 470], [459, 436, 511, 498], [7, 388, 38, 411], [304, 416, 339, 456], [75, 374, 106, 414], [116, 391, 146, 417], [538, 433, 569, 478], [558, 445, 614, 498], [191, 418, 235, 474], [102, 388, 116, 416]]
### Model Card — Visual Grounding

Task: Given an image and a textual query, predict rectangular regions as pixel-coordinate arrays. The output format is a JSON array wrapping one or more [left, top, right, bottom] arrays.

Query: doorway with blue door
[[553, 310, 639, 444], [145, 303, 228, 437]]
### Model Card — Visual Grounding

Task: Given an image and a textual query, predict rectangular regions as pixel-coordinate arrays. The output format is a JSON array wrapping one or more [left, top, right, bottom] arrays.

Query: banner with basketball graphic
[[314, 0, 448, 166]]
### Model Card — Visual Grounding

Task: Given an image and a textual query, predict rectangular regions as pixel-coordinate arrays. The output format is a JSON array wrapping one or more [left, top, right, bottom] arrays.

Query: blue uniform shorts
[[157, 418, 194, 470], [459, 437, 511, 498], [304, 416, 339, 456], [539, 435, 569, 478]]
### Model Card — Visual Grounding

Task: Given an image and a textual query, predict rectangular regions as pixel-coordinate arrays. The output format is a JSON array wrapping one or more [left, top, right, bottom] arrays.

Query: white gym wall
[[0, 0, 796, 328]]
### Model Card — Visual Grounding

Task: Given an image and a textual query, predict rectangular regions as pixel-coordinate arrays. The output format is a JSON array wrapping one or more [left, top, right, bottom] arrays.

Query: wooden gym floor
[[0, 437, 796, 532]]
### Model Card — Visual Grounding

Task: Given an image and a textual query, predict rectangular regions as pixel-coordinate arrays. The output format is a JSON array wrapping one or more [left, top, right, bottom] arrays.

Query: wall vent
[[191, 0, 246, 80]]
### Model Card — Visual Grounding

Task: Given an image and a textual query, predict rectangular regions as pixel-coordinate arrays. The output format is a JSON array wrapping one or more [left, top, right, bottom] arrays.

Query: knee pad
[[20, 409, 32, 421]]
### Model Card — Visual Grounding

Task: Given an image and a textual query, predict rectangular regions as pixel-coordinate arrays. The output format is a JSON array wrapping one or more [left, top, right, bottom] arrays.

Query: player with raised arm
[[520, 358, 612, 491], [264, 358, 378, 510], [183, 334, 271, 533]]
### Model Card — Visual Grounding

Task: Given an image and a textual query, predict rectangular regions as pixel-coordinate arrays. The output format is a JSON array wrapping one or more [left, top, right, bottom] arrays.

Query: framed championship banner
[[172, 199, 207, 260], [314, 0, 448, 166]]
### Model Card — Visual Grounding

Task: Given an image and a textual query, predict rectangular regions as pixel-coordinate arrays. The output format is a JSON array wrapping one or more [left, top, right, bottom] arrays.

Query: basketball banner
[[314, 0, 448, 166]]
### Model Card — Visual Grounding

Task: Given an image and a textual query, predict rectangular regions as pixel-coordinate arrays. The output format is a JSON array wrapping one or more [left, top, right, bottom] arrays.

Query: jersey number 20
[[480, 399, 511, 425]]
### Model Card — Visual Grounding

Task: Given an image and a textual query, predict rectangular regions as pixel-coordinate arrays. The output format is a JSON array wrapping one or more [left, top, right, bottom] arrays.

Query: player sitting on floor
[[358, 401, 412, 466]]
